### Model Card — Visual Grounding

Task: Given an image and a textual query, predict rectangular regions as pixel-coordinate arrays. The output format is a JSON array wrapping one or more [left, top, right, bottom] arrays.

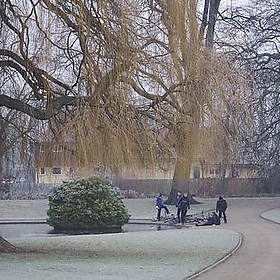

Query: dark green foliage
[[47, 176, 130, 229]]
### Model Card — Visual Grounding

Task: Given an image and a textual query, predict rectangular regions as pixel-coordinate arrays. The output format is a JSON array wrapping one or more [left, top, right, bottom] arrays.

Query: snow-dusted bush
[[47, 176, 130, 230]]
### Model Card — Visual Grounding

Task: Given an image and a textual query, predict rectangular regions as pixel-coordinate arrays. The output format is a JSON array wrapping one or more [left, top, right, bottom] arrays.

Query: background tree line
[[217, 0, 280, 191]]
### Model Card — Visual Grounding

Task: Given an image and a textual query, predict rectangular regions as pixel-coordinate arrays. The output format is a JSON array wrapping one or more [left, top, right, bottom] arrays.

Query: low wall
[[114, 178, 266, 198], [114, 179, 173, 198], [1, 178, 269, 200]]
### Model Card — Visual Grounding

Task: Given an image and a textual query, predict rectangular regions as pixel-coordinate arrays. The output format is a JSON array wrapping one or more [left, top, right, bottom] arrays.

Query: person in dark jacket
[[155, 194, 170, 221], [178, 192, 190, 225], [175, 191, 182, 222], [196, 212, 220, 226], [216, 196, 227, 223]]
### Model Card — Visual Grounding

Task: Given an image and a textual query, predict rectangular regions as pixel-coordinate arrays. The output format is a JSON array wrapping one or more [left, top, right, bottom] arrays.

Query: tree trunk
[[0, 118, 20, 252], [206, 0, 221, 48], [166, 0, 222, 204], [166, 160, 200, 205], [166, 121, 199, 205], [0, 117, 4, 183]]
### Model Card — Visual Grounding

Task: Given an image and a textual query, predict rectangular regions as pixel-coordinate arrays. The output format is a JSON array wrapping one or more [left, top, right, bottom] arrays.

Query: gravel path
[[192, 197, 280, 279]]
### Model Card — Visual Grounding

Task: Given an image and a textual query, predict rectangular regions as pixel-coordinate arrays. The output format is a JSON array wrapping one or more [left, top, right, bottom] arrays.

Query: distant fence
[[114, 178, 267, 198], [0, 177, 271, 200], [114, 179, 173, 198]]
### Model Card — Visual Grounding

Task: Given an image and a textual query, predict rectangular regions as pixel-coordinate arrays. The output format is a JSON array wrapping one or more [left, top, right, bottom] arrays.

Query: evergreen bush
[[47, 176, 130, 230]]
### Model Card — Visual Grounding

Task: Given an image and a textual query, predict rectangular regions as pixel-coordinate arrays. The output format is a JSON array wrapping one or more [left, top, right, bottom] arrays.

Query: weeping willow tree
[[0, 0, 250, 207], [146, 0, 249, 203]]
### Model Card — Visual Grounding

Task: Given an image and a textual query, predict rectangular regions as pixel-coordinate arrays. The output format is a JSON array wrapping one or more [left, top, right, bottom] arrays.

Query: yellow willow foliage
[[42, 0, 250, 176], [56, 103, 172, 173]]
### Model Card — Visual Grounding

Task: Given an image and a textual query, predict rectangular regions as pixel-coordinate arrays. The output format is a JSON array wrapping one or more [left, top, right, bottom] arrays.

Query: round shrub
[[47, 176, 130, 230]]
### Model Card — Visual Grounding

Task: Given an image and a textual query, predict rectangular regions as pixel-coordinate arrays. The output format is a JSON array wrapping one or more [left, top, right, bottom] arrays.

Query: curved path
[[191, 197, 280, 280]]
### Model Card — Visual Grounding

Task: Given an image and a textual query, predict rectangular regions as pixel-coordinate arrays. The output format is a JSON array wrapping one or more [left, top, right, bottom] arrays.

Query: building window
[[40, 167, 46, 175], [68, 167, 74, 176], [39, 144, 45, 152], [209, 167, 219, 176], [52, 145, 63, 153], [53, 167, 62, 175], [232, 168, 239, 178], [193, 167, 200, 179]]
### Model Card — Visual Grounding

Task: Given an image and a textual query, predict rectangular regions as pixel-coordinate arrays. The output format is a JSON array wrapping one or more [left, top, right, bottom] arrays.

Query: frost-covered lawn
[[0, 198, 240, 280], [2, 228, 240, 280], [0, 197, 215, 220], [261, 208, 280, 224]]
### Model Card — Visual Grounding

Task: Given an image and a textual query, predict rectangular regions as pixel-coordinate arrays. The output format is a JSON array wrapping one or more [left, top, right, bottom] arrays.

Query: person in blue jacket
[[178, 192, 190, 225], [155, 194, 170, 221]]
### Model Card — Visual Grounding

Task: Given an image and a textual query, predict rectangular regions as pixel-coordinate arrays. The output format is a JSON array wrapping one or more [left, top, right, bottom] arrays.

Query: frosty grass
[[0, 198, 242, 280]]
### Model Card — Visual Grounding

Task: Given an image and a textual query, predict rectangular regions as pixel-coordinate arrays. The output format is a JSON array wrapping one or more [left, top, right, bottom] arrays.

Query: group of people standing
[[155, 191, 190, 224], [155, 192, 228, 226]]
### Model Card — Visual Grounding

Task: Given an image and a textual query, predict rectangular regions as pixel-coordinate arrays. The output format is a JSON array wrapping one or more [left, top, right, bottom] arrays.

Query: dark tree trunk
[[166, 175, 200, 205], [166, 0, 222, 205], [206, 0, 221, 47], [166, 123, 200, 205]]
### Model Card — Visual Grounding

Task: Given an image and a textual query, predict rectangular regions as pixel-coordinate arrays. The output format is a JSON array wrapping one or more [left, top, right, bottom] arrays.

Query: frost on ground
[[0, 198, 239, 280], [261, 208, 280, 224], [0, 228, 240, 280], [0, 198, 216, 220]]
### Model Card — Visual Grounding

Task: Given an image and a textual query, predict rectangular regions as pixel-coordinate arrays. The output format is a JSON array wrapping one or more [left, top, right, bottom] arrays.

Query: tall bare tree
[[216, 0, 280, 191]]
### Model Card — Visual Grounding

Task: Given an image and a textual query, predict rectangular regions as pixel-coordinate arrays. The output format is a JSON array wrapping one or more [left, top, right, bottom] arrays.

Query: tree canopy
[[0, 0, 250, 199]]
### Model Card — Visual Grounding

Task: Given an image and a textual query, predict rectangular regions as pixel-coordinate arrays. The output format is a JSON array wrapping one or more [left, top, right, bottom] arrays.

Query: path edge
[[185, 231, 243, 280], [260, 207, 280, 225]]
